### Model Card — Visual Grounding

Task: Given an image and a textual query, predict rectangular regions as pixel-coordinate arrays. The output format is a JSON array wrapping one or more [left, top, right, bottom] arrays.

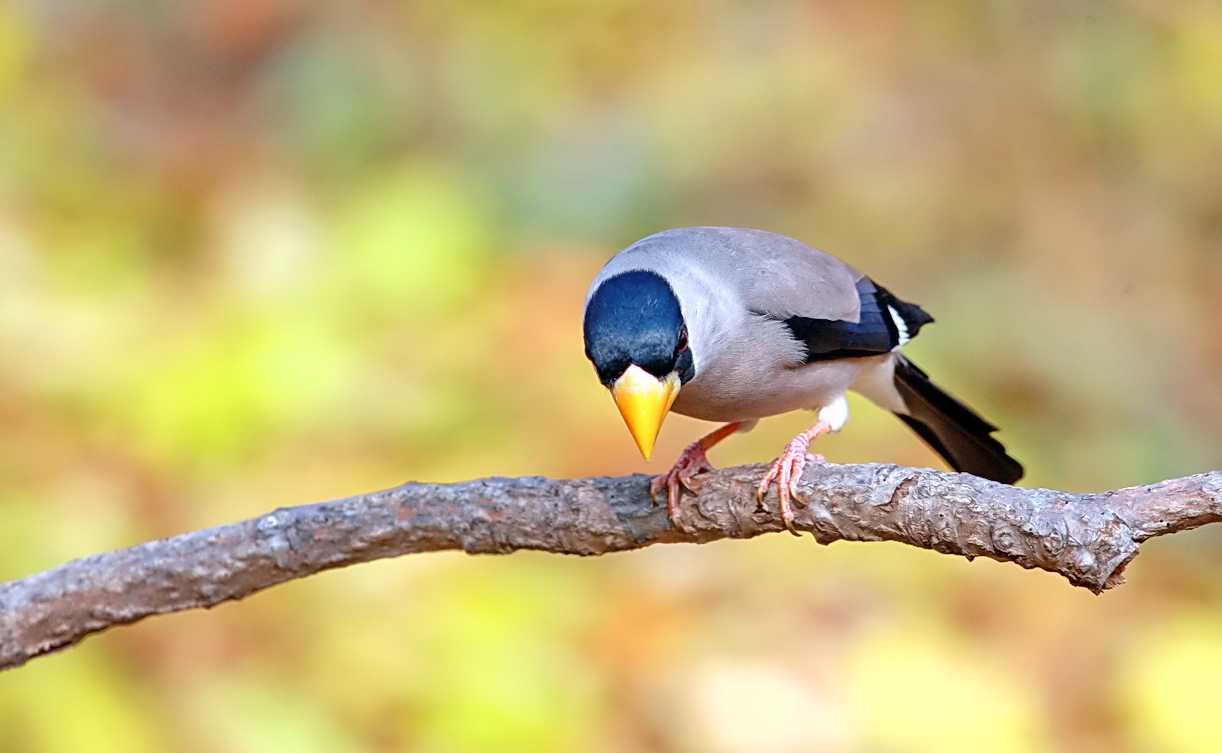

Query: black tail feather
[[892, 357, 1023, 484]]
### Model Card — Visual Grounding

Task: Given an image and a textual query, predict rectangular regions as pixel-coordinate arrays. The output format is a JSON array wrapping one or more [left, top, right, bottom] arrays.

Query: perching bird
[[582, 227, 1023, 533]]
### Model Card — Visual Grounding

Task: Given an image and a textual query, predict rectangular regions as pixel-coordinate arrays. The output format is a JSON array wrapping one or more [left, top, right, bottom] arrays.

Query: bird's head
[[583, 270, 695, 460]]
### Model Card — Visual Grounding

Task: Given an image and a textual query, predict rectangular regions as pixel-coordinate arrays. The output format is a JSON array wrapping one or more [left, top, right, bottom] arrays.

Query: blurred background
[[1, 0, 1221, 751]]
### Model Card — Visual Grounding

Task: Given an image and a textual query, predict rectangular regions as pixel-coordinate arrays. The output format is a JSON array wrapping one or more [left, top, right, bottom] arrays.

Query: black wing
[[775, 278, 933, 364]]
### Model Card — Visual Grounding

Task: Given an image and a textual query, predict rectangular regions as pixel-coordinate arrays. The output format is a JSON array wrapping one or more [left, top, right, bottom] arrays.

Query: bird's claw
[[651, 441, 716, 530], [758, 445, 825, 536]]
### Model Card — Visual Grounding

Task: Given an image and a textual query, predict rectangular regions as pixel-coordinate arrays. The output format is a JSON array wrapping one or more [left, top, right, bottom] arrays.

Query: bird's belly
[[671, 356, 883, 423]]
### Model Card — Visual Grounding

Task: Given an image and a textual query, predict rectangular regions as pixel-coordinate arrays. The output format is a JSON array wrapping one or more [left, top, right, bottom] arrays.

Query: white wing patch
[[887, 305, 910, 348]]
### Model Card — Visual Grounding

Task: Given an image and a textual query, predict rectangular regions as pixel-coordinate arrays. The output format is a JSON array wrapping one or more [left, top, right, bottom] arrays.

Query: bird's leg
[[651, 421, 742, 529], [757, 420, 833, 536]]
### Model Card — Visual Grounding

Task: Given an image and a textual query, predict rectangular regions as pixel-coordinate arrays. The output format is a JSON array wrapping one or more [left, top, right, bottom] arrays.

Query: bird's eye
[[676, 330, 688, 353]]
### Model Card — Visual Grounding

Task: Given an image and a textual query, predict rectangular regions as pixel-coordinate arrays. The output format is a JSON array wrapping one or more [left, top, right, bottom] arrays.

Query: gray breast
[[671, 314, 881, 423]]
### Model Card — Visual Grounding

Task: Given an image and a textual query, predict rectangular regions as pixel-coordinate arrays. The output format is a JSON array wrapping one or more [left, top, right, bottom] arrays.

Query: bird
[[581, 226, 1023, 534]]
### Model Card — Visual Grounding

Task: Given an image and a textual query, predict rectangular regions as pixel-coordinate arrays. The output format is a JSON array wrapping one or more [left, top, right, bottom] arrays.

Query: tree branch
[[3, 462, 1221, 671]]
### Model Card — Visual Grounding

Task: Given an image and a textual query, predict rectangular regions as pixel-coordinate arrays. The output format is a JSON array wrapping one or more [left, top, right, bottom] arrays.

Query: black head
[[583, 270, 695, 387]]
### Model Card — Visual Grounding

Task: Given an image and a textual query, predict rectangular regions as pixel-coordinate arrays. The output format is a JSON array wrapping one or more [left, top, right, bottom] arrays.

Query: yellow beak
[[611, 365, 680, 461]]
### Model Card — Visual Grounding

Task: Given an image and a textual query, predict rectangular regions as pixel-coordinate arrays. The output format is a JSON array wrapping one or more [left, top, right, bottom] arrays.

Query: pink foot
[[649, 422, 742, 531], [757, 421, 832, 535], [651, 441, 716, 529]]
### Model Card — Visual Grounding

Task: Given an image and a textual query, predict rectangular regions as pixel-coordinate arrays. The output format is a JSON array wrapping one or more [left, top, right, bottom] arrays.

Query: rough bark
[[2, 462, 1221, 671]]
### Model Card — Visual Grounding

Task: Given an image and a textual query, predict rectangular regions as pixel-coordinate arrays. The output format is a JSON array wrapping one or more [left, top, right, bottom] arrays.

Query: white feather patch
[[887, 305, 909, 347], [819, 393, 850, 433]]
